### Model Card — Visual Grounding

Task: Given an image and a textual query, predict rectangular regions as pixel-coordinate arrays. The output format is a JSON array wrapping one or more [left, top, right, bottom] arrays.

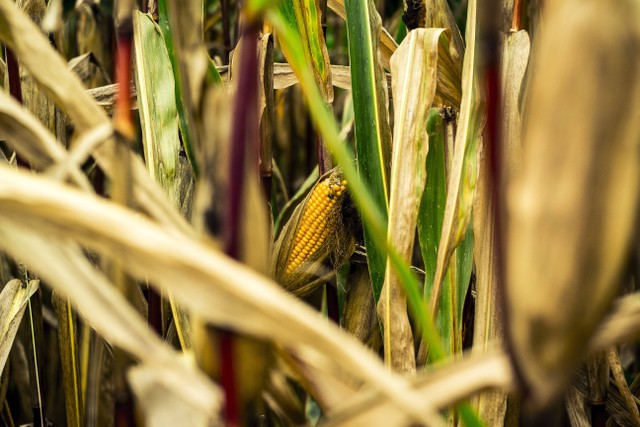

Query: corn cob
[[284, 175, 347, 275]]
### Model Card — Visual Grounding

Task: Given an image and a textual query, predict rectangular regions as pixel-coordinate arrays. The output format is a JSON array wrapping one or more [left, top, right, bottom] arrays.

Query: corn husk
[[272, 167, 355, 296]]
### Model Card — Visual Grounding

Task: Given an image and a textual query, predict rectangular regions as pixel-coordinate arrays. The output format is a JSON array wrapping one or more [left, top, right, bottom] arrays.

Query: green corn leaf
[[429, 0, 483, 330], [291, 0, 333, 103], [133, 11, 193, 350], [266, 7, 447, 363], [157, 0, 223, 178], [133, 11, 181, 207], [344, 0, 393, 301], [381, 28, 451, 372]]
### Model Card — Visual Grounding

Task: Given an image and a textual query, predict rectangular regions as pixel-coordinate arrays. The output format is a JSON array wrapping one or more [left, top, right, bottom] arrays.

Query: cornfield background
[[1, 0, 640, 426]]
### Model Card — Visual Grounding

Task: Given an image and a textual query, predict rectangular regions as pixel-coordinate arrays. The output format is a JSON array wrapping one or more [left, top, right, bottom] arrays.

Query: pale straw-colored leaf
[[0, 89, 91, 191], [380, 28, 450, 372], [506, 0, 640, 408], [0, 279, 38, 378], [0, 0, 190, 234], [323, 348, 513, 427], [128, 363, 222, 427], [0, 166, 439, 425], [429, 0, 483, 336], [0, 223, 222, 421]]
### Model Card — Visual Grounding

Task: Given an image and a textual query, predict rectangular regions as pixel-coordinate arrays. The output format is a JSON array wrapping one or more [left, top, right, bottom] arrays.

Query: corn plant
[[1, 0, 640, 426]]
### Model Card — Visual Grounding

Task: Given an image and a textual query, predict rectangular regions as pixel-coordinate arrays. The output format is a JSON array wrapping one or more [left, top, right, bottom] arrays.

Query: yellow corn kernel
[[284, 176, 347, 275]]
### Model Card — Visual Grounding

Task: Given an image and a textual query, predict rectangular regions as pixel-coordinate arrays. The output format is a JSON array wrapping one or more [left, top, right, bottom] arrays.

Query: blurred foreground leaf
[[506, 0, 640, 409]]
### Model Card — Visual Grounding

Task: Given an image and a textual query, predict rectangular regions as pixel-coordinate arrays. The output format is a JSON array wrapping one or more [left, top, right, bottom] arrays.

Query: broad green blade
[[133, 11, 193, 349], [418, 109, 474, 359], [429, 0, 483, 325], [133, 11, 181, 207], [418, 110, 450, 352], [157, 0, 223, 178], [327, 0, 397, 69], [344, 0, 393, 301], [381, 28, 450, 372], [290, 0, 333, 102], [156, 0, 197, 174]]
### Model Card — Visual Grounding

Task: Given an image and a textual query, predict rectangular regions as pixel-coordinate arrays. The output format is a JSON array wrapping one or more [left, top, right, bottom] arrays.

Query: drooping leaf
[[0, 166, 439, 425], [380, 28, 451, 372], [0, 224, 223, 422], [0, 0, 191, 233]]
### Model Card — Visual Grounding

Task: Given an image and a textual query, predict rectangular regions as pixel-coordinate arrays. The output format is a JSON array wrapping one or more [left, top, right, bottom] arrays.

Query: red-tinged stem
[[147, 287, 163, 335], [511, 0, 523, 31], [114, 34, 135, 141], [221, 0, 232, 64], [222, 21, 260, 427], [115, 401, 135, 427], [112, 9, 137, 424], [220, 331, 238, 427], [6, 49, 22, 104], [226, 24, 259, 260]]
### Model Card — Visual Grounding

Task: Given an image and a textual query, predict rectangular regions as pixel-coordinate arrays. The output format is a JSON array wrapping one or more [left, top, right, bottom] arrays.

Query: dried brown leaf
[[0, 279, 38, 378], [0, 0, 190, 234], [0, 166, 435, 425], [506, 0, 640, 408], [380, 28, 450, 373]]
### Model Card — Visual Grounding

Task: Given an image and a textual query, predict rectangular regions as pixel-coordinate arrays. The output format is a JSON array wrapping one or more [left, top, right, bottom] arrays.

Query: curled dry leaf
[[0, 279, 38, 378], [0, 89, 91, 191], [0, 166, 436, 425], [0, 225, 222, 415], [380, 28, 451, 373], [506, 0, 640, 409], [128, 363, 222, 427], [0, 0, 190, 234], [323, 348, 513, 427], [429, 0, 483, 339]]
